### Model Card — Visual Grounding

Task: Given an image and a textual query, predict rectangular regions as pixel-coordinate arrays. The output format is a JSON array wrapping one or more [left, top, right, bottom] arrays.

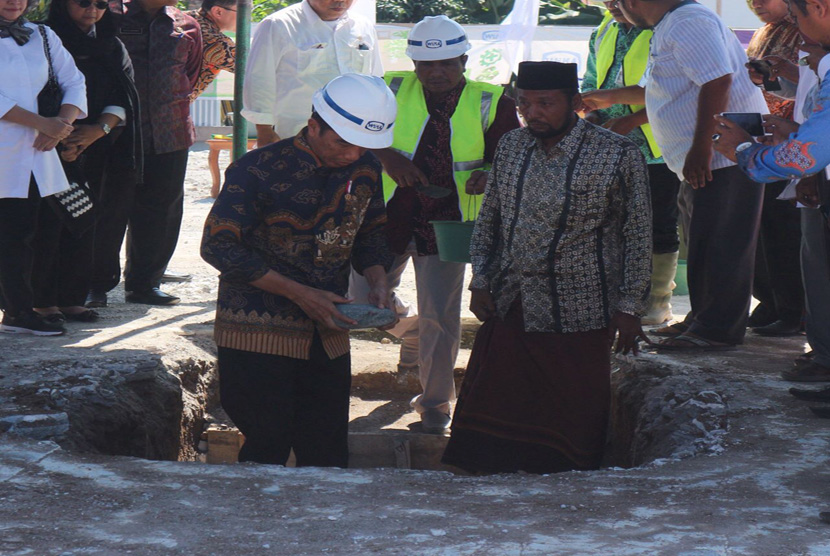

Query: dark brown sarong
[[442, 303, 611, 474]]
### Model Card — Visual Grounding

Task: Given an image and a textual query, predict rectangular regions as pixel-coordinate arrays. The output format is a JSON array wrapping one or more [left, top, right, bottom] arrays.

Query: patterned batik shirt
[[582, 22, 662, 165], [187, 9, 235, 101], [119, 1, 202, 154], [746, 19, 801, 120], [469, 119, 652, 333], [201, 132, 393, 360]]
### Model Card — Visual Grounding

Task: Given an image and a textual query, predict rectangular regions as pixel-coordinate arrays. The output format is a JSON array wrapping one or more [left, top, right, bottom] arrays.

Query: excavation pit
[[1, 343, 731, 474]]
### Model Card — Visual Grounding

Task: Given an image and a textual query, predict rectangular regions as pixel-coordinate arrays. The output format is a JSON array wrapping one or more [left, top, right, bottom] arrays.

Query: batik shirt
[[582, 22, 662, 165], [738, 62, 830, 183], [469, 120, 652, 333], [187, 9, 235, 101], [119, 0, 202, 154], [201, 132, 393, 360]]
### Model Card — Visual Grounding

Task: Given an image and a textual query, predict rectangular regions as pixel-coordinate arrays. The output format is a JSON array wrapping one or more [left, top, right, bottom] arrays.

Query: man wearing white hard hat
[[202, 74, 397, 467], [350, 15, 520, 434], [242, 0, 383, 148]]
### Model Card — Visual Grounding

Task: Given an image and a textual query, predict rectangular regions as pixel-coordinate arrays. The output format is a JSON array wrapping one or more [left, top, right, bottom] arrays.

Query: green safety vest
[[383, 71, 504, 221], [594, 12, 662, 159]]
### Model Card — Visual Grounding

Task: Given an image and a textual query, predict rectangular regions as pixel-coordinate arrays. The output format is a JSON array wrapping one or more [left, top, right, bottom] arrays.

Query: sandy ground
[[2, 145, 829, 555]]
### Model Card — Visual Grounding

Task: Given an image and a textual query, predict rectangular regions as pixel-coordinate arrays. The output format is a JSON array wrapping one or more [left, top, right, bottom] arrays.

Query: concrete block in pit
[[206, 428, 451, 470], [348, 432, 450, 470]]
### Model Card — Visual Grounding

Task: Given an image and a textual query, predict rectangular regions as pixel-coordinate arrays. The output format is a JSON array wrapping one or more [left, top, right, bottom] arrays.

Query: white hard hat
[[405, 15, 471, 62], [311, 74, 397, 149]]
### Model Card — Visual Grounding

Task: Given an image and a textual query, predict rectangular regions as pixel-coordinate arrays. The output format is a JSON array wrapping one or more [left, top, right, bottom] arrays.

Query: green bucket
[[675, 259, 689, 296], [431, 221, 475, 263]]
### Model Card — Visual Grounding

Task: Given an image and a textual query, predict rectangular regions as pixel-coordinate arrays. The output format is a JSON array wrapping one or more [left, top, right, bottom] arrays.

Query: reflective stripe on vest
[[594, 13, 662, 159], [382, 72, 504, 221]]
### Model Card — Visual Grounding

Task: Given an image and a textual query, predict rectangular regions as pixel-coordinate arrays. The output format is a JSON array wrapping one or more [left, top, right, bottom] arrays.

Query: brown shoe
[[650, 321, 689, 337], [782, 361, 830, 382]]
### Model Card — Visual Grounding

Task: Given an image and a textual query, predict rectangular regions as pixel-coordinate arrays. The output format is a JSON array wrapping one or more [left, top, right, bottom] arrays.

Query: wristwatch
[[99, 122, 112, 135], [735, 141, 753, 155]]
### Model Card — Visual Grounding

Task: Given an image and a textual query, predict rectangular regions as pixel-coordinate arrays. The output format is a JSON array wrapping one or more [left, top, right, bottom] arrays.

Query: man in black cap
[[442, 61, 652, 474]]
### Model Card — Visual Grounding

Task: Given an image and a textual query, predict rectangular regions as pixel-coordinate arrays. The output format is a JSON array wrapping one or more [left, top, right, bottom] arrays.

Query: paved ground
[[0, 147, 829, 555]]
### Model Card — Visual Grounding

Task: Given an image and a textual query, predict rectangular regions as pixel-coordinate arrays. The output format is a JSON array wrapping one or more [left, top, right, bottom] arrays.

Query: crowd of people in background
[[1, 0, 829, 481]]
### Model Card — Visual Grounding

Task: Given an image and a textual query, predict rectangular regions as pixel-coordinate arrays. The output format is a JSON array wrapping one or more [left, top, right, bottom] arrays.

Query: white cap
[[311, 74, 397, 149], [405, 15, 471, 62]]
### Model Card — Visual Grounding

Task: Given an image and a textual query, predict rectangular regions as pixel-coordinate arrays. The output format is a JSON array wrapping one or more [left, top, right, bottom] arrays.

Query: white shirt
[[241, 0, 383, 139], [0, 23, 87, 199], [641, 2, 768, 180]]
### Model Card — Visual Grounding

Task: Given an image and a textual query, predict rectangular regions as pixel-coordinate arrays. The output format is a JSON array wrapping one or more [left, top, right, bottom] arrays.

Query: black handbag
[[36, 25, 96, 236], [48, 161, 97, 237], [36, 25, 62, 118]]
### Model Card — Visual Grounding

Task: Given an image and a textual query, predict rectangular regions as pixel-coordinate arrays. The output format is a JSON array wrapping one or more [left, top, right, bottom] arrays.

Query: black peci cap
[[516, 61, 579, 90]]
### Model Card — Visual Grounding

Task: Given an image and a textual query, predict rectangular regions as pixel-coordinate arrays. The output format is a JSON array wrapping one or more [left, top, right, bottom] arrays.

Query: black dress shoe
[[747, 304, 777, 328], [753, 319, 803, 336], [160, 271, 192, 283], [125, 288, 180, 306], [789, 386, 830, 402], [85, 290, 108, 308]]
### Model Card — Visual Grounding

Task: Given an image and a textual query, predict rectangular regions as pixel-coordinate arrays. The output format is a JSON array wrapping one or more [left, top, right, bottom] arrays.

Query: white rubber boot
[[642, 251, 679, 325]]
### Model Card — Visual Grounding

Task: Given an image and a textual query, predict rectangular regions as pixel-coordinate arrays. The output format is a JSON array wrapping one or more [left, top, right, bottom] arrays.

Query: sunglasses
[[72, 0, 109, 9]]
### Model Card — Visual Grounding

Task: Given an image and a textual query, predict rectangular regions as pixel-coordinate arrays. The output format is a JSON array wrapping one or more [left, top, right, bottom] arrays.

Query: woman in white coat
[[0, 0, 86, 336]]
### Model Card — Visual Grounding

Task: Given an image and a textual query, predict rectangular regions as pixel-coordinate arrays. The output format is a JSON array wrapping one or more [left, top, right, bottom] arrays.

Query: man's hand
[[469, 288, 496, 322], [608, 311, 649, 356], [60, 145, 83, 161], [745, 58, 766, 86], [465, 170, 488, 195], [801, 42, 828, 73], [602, 115, 638, 137], [764, 55, 799, 84], [683, 141, 715, 188], [290, 285, 356, 331], [364, 265, 399, 331], [579, 89, 616, 112], [711, 114, 754, 165], [61, 124, 105, 154], [255, 124, 280, 148], [374, 149, 428, 188], [796, 175, 821, 208], [762, 114, 799, 145]]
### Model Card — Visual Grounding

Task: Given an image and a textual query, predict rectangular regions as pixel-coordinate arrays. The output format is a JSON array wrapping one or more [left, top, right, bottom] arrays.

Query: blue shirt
[[738, 67, 830, 183]]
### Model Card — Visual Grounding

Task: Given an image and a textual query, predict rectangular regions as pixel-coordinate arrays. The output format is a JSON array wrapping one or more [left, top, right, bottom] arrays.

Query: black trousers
[[218, 335, 351, 467], [90, 148, 188, 294], [30, 194, 94, 309], [82, 137, 131, 294], [648, 163, 681, 254], [678, 166, 764, 344], [752, 180, 804, 324], [0, 179, 40, 317]]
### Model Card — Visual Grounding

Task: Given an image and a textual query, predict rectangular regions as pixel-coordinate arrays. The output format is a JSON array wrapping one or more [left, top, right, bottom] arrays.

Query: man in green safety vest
[[350, 15, 520, 434], [582, 0, 681, 326]]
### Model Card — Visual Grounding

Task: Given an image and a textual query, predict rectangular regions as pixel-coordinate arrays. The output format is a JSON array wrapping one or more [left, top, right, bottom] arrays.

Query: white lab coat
[[0, 23, 87, 199], [241, 0, 383, 139]]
